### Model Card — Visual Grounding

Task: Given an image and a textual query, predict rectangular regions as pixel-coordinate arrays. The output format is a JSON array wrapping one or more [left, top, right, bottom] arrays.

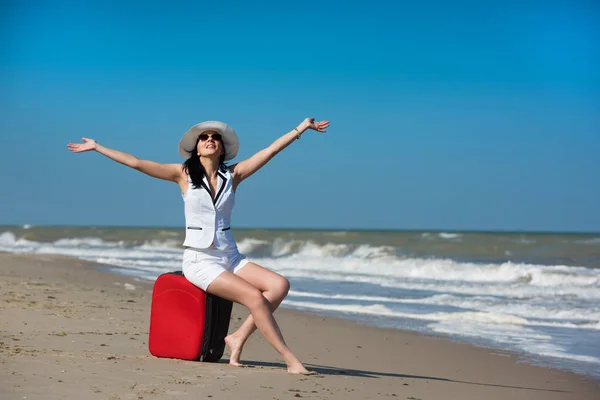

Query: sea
[[1, 225, 599, 379]]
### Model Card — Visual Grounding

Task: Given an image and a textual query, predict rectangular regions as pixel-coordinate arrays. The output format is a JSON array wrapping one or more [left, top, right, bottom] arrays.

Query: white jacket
[[182, 167, 236, 250]]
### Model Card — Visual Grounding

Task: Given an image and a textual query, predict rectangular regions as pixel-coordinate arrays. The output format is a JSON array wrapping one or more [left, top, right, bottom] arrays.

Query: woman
[[67, 117, 329, 375]]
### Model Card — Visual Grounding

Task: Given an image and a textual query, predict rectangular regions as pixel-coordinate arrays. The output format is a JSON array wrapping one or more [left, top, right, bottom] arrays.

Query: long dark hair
[[182, 136, 227, 189]]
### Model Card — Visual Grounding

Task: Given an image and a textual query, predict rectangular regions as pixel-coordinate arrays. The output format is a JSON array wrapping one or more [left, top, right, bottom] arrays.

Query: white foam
[[288, 290, 420, 304], [511, 237, 536, 244], [287, 290, 600, 324], [271, 238, 301, 257], [281, 268, 600, 301], [0, 232, 183, 276], [351, 244, 396, 259], [94, 259, 178, 274], [431, 320, 600, 364], [283, 300, 406, 318], [526, 320, 600, 330], [271, 254, 599, 286], [33, 245, 181, 261], [236, 238, 270, 254], [421, 232, 463, 240], [265, 238, 397, 260], [0, 231, 37, 248], [285, 297, 600, 366], [438, 232, 463, 239], [294, 241, 350, 258], [256, 255, 600, 298], [283, 299, 528, 325], [54, 237, 121, 247], [137, 240, 182, 250], [575, 238, 600, 245]]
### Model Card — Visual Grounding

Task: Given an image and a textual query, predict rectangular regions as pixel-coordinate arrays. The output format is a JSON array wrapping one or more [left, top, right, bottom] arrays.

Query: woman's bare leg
[[224, 262, 289, 366], [205, 270, 310, 374]]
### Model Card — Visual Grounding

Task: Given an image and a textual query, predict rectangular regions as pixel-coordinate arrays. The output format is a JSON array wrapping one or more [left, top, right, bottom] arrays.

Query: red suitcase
[[148, 271, 233, 361]]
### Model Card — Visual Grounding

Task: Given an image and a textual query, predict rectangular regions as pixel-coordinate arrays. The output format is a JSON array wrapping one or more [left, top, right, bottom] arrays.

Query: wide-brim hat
[[178, 121, 239, 161]]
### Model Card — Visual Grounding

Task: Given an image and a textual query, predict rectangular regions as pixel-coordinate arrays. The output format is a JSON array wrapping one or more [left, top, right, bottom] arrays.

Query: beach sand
[[1, 252, 598, 400]]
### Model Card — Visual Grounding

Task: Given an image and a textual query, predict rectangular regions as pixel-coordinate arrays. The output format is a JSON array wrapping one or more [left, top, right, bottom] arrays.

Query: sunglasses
[[198, 133, 222, 142]]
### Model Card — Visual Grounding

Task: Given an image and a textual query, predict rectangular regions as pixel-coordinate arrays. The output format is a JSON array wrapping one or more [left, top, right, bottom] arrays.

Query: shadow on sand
[[219, 359, 569, 394]]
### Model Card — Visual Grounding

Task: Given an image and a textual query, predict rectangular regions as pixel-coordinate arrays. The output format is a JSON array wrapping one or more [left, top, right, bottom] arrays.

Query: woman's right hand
[[67, 138, 98, 153], [297, 118, 329, 133]]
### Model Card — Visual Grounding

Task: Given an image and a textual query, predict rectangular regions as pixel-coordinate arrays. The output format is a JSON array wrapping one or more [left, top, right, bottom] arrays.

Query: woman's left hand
[[298, 118, 329, 133]]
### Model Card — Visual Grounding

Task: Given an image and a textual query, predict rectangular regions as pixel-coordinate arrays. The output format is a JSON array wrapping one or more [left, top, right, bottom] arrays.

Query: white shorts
[[182, 246, 249, 291]]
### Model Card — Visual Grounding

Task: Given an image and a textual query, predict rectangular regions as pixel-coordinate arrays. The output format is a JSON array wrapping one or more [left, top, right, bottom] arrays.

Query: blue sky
[[1, 1, 598, 232]]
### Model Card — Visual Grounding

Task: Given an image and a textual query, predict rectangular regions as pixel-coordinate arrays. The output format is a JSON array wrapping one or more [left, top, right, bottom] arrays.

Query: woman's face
[[196, 130, 224, 158]]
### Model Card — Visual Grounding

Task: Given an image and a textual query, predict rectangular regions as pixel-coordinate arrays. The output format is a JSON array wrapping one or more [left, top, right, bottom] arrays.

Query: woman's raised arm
[[230, 118, 329, 186], [67, 138, 182, 183]]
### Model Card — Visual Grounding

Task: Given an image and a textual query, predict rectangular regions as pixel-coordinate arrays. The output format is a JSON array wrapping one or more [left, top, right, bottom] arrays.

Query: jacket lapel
[[199, 170, 228, 205], [214, 171, 228, 205], [199, 176, 213, 203]]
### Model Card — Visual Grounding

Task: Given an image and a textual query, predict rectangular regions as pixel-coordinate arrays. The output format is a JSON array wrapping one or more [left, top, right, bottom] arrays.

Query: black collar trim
[[214, 171, 228, 204]]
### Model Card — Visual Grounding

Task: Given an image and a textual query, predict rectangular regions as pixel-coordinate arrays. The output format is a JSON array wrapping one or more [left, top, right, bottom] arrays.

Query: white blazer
[[182, 167, 236, 250]]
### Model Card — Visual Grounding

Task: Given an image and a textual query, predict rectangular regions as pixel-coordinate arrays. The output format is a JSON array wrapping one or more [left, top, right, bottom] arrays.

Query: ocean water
[[1, 225, 599, 379]]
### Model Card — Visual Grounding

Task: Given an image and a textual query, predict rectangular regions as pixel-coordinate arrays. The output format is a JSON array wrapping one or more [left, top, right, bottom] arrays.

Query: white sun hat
[[178, 121, 239, 161]]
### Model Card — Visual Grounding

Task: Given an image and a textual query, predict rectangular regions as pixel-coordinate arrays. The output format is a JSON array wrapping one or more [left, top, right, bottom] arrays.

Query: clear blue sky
[[1, 1, 598, 232]]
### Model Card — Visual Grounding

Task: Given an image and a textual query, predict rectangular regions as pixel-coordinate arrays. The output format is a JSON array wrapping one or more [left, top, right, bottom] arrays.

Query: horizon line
[[1, 224, 599, 235]]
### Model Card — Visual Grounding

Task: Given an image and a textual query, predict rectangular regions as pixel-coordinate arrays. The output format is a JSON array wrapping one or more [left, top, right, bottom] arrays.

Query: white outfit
[[182, 247, 248, 291], [182, 167, 236, 250], [181, 167, 248, 290]]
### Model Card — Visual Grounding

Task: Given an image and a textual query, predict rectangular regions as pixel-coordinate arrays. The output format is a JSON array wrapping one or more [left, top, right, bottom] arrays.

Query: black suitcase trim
[[167, 271, 233, 362], [200, 294, 233, 362]]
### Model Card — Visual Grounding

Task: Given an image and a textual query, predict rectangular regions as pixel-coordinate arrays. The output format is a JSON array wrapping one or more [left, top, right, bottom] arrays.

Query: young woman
[[67, 117, 330, 374]]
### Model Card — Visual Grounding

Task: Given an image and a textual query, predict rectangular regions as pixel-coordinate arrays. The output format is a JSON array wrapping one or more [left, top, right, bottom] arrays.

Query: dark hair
[[182, 137, 227, 188]]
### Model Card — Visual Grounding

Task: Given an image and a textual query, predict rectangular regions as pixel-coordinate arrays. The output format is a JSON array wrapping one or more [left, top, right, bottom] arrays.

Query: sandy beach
[[0, 252, 598, 400]]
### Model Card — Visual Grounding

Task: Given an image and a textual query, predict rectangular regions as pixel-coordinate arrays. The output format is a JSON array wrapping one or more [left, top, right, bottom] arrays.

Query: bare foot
[[224, 334, 244, 367], [286, 360, 315, 375], [288, 369, 318, 376]]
